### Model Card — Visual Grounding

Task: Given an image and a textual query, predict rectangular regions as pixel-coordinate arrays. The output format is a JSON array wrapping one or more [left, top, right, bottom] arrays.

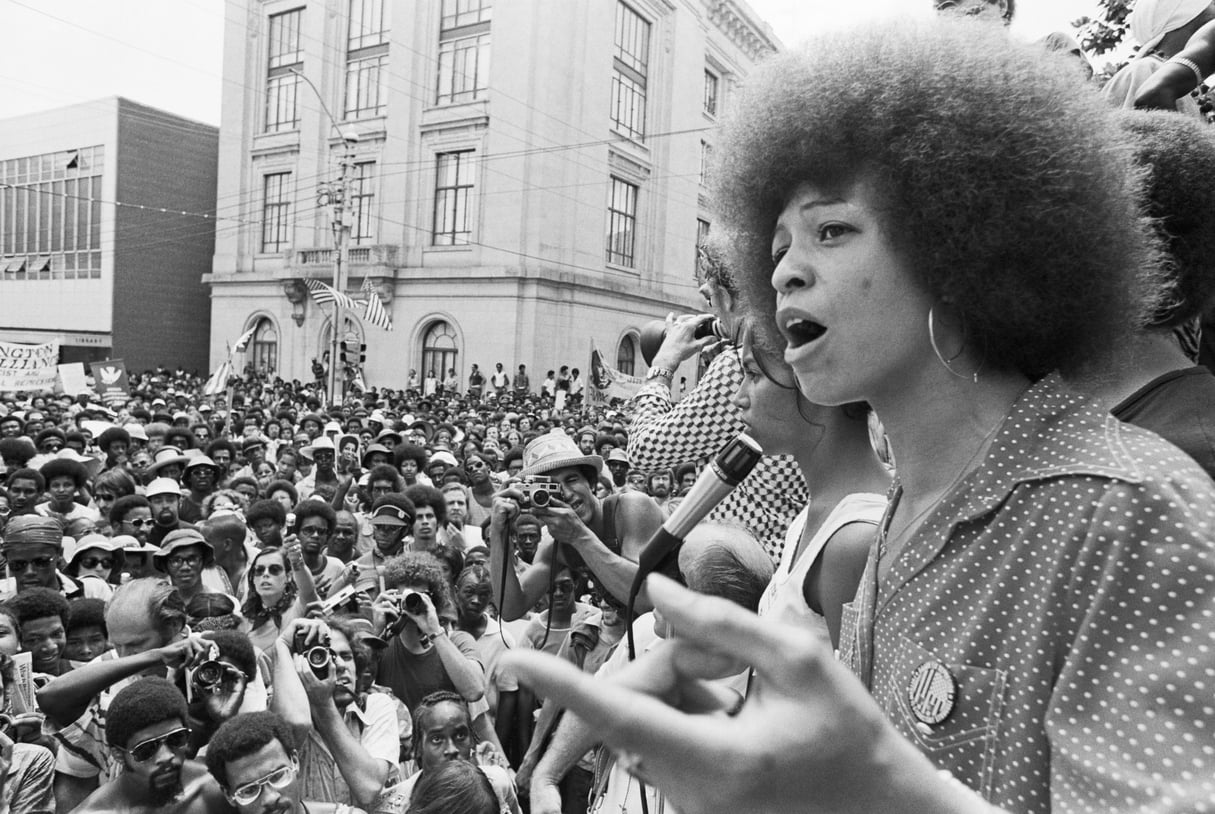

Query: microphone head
[[711, 432, 763, 486]]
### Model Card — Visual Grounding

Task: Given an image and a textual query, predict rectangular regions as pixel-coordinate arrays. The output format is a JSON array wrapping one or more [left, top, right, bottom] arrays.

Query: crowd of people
[[0, 2, 1214, 814]]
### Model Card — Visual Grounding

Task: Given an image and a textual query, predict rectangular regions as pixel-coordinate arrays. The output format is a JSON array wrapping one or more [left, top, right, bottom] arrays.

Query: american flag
[[203, 359, 232, 396], [304, 278, 357, 311], [360, 277, 393, 331]]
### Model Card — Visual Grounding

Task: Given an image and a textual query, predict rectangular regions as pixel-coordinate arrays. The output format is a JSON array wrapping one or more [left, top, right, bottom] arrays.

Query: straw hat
[[519, 431, 603, 484]]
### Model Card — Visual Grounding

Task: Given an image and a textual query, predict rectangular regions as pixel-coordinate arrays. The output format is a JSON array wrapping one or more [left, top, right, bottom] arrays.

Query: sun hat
[[115, 534, 160, 556], [153, 528, 215, 572], [301, 436, 335, 461], [146, 446, 190, 476], [63, 533, 126, 573], [145, 477, 183, 498], [183, 455, 224, 481], [519, 431, 603, 484]]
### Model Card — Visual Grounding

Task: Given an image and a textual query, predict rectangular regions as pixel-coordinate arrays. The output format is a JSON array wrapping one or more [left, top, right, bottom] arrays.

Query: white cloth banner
[[0, 341, 60, 391]]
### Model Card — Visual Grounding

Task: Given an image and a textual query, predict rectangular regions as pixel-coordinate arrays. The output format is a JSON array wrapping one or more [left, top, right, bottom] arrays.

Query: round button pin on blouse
[[907, 659, 957, 728]]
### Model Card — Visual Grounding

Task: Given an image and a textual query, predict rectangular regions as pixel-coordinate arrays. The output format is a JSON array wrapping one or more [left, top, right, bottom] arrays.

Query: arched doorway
[[421, 320, 458, 383], [248, 316, 278, 374], [616, 332, 639, 376]]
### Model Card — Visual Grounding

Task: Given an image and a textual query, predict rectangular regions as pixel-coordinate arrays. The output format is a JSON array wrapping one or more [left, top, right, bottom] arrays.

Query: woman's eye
[[818, 223, 852, 241]]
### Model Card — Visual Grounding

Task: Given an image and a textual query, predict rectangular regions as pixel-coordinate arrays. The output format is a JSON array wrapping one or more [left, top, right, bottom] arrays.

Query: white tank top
[[757, 492, 887, 643]]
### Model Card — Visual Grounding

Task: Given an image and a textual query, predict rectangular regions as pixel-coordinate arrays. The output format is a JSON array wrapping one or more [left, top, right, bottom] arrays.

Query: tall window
[[421, 320, 459, 380], [345, 0, 389, 118], [696, 217, 710, 275], [606, 177, 638, 267], [611, 2, 650, 140], [350, 161, 376, 245], [703, 69, 719, 116], [437, 0, 492, 104], [617, 335, 637, 376], [433, 151, 474, 246], [250, 318, 278, 373], [266, 9, 304, 132], [261, 173, 291, 253], [699, 141, 713, 186]]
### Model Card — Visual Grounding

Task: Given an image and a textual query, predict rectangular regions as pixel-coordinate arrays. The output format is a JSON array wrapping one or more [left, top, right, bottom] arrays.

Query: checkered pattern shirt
[[627, 349, 807, 563]]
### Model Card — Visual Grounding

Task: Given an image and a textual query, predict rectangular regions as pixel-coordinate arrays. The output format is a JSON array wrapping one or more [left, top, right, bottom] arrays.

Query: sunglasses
[[227, 761, 297, 806], [9, 557, 55, 573], [252, 563, 285, 577], [79, 557, 114, 570], [124, 518, 155, 529], [167, 554, 202, 569], [126, 727, 190, 762]]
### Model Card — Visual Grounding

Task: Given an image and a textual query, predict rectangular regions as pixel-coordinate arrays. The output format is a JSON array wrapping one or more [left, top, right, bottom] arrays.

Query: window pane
[[262, 173, 291, 253], [436, 33, 490, 104], [433, 151, 474, 246], [704, 69, 719, 115], [606, 177, 637, 267]]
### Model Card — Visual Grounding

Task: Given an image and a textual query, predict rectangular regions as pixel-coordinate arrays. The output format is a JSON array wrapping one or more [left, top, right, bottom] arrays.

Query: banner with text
[[0, 341, 60, 391], [90, 359, 131, 405]]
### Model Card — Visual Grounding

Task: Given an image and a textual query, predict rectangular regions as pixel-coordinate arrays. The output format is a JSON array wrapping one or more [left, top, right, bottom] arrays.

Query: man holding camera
[[276, 617, 400, 809], [489, 432, 665, 619]]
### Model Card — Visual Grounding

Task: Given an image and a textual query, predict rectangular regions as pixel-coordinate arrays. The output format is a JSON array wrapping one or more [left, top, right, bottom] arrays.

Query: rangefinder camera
[[518, 475, 560, 509], [293, 629, 334, 679]]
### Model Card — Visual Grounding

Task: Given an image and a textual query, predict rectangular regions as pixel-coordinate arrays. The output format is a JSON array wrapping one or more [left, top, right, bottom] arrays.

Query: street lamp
[[291, 66, 359, 408]]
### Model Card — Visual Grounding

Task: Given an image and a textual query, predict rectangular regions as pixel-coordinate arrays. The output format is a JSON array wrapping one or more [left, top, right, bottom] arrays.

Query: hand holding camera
[[290, 620, 336, 681]]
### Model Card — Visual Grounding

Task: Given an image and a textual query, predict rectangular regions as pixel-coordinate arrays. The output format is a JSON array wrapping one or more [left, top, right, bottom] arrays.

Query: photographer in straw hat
[[488, 432, 665, 620]]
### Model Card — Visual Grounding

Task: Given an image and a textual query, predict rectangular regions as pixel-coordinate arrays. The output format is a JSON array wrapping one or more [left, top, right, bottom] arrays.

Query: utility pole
[[293, 66, 359, 409], [318, 148, 354, 408]]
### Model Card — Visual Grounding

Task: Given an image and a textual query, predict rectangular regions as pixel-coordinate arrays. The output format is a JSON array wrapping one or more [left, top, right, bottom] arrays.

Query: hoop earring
[[928, 305, 978, 384]]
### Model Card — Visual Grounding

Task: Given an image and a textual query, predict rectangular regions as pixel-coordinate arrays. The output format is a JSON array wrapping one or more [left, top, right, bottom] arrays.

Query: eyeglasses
[[79, 557, 114, 570], [9, 557, 55, 573], [124, 518, 155, 529], [297, 525, 327, 538], [553, 580, 576, 593], [227, 761, 297, 806], [41, 443, 63, 452], [167, 554, 202, 569], [252, 563, 285, 577], [126, 727, 191, 762], [465, 460, 486, 470]]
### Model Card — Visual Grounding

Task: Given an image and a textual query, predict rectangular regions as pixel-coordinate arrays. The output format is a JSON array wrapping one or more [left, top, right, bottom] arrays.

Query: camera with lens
[[383, 590, 427, 640], [191, 659, 226, 693], [293, 629, 334, 679], [518, 475, 560, 509], [639, 314, 727, 365]]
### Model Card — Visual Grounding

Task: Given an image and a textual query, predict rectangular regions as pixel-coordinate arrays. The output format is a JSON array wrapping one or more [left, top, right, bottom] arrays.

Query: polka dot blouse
[[839, 374, 1215, 813]]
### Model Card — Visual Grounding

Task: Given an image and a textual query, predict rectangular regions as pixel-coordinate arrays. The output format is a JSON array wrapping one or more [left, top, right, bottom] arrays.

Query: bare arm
[[309, 695, 392, 807], [432, 630, 486, 702], [487, 492, 555, 619], [268, 636, 312, 747], [529, 709, 598, 814], [1136, 20, 1215, 109]]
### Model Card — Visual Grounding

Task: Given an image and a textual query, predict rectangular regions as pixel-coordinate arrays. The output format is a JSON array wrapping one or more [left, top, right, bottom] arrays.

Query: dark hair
[[5, 587, 69, 627], [408, 758, 499, 814], [293, 499, 337, 534], [246, 498, 287, 528], [204, 439, 235, 460], [65, 597, 107, 636], [110, 494, 151, 526], [205, 711, 297, 790], [1120, 110, 1215, 328], [0, 439, 36, 468], [264, 480, 298, 506], [4, 468, 43, 492], [96, 426, 130, 452], [712, 19, 1160, 379], [199, 629, 257, 679], [368, 464, 404, 492], [39, 458, 87, 489], [403, 484, 447, 525], [411, 690, 472, 763], [430, 545, 465, 583], [394, 443, 429, 470], [241, 548, 297, 627], [106, 676, 188, 748], [381, 551, 453, 617]]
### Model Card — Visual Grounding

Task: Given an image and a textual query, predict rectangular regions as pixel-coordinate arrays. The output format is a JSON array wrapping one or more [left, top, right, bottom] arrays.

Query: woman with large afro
[[504, 17, 1215, 814]]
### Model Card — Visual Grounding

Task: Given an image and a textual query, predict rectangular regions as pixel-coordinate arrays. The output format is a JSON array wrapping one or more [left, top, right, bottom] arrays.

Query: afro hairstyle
[[403, 484, 447, 525], [39, 458, 88, 489], [710, 17, 1162, 380], [380, 550, 453, 617], [5, 587, 70, 627], [65, 597, 107, 636], [245, 498, 287, 529], [105, 676, 189, 748], [1119, 109, 1215, 328], [205, 711, 297, 790]]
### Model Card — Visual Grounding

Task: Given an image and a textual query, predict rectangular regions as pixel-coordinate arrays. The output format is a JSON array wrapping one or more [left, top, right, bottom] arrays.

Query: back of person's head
[[186, 592, 241, 632], [679, 522, 776, 613], [205, 711, 296, 790], [408, 758, 498, 814], [713, 17, 1160, 380], [106, 676, 188, 748], [201, 511, 247, 546], [107, 577, 187, 641], [1119, 109, 1215, 329]]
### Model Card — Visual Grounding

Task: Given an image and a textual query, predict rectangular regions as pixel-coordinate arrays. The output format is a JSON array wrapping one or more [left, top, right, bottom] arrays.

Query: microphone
[[626, 432, 763, 656]]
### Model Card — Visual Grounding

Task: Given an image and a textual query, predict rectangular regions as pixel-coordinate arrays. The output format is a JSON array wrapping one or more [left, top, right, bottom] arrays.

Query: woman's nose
[[771, 252, 809, 294]]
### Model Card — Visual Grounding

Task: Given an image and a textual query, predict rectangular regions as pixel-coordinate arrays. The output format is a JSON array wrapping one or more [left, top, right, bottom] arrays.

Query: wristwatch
[[646, 367, 675, 382]]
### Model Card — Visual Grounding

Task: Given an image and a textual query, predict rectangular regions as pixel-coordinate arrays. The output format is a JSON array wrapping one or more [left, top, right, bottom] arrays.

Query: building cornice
[[703, 0, 781, 60]]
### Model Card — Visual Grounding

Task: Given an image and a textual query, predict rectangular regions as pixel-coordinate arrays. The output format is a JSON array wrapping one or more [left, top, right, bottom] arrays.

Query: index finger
[[645, 574, 836, 696]]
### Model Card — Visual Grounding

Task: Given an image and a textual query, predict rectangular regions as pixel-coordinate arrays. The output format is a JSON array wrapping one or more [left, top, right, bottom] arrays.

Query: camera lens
[[194, 661, 223, 686], [531, 488, 551, 508], [306, 647, 330, 668], [403, 592, 425, 614]]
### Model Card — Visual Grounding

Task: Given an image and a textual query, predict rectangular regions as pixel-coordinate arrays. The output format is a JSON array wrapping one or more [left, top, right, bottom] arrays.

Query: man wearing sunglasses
[[73, 677, 230, 814], [1, 515, 80, 600], [206, 710, 359, 814]]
